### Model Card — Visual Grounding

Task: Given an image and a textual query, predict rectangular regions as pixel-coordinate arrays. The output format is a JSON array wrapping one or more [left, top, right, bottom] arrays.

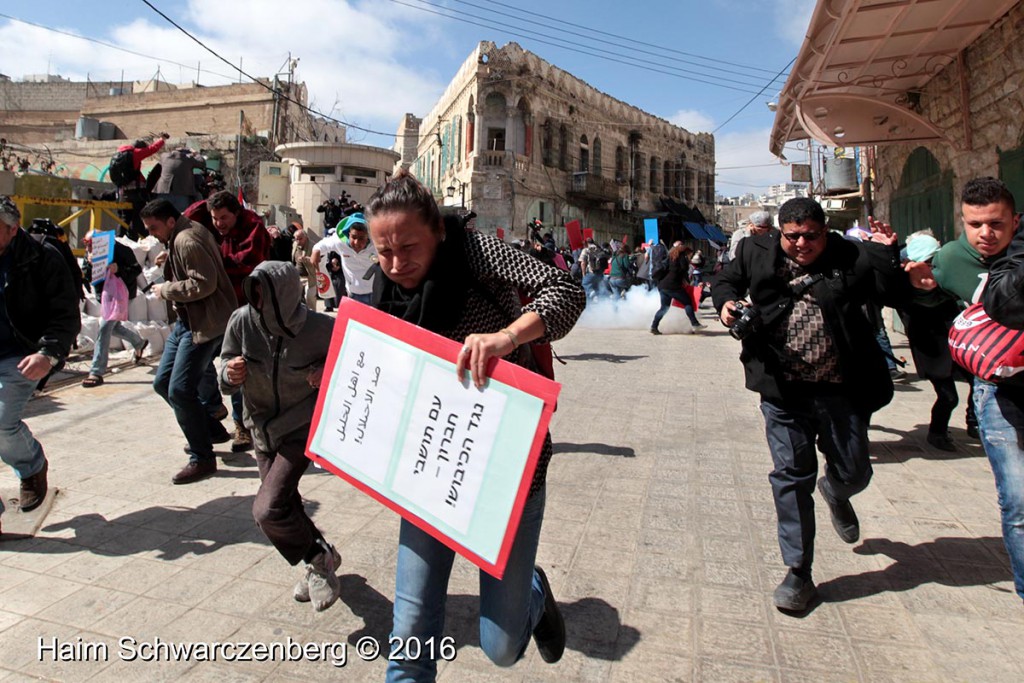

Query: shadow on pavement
[[818, 536, 1014, 602], [870, 423, 985, 463], [337, 576, 640, 662], [558, 353, 647, 364], [35, 495, 277, 560], [553, 442, 636, 458]]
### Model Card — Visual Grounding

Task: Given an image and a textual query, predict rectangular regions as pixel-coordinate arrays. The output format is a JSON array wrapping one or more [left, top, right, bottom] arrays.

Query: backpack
[[108, 148, 136, 187], [650, 243, 669, 281], [585, 245, 607, 274]]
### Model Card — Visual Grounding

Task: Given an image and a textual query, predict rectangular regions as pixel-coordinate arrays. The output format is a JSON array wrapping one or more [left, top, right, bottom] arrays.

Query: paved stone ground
[[0, 306, 1021, 682]]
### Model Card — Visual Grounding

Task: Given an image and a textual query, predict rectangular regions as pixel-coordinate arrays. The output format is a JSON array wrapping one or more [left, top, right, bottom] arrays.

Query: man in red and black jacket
[[115, 133, 168, 239], [206, 190, 270, 453]]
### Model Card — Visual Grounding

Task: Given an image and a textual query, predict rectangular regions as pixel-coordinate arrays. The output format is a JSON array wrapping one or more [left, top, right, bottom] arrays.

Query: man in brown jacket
[[141, 199, 237, 484]]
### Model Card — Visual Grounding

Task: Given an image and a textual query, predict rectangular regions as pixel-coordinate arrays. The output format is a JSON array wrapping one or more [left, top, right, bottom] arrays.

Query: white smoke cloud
[[577, 286, 710, 335]]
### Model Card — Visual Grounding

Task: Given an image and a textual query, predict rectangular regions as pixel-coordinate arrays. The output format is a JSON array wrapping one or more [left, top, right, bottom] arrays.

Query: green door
[[999, 137, 1024, 208], [889, 147, 954, 244]]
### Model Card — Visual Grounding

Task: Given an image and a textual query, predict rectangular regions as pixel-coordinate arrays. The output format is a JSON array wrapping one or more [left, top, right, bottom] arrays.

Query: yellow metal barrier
[[11, 196, 132, 245]]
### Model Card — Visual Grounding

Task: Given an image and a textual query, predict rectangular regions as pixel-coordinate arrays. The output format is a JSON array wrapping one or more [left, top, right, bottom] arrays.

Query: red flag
[[237, 187, 246, 209], [670, 284, 702, 312], [565, 220, 583, 251], [496, 227, 505, 240]]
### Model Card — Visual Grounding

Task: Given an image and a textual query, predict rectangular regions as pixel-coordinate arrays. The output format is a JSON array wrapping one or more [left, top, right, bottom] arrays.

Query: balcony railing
[[567, 172, 618, 202]]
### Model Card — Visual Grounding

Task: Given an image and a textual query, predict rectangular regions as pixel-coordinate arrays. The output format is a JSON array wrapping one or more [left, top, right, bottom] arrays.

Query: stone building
[[404, 41, 715, 245], [273, 141, 400, 232], [770, 0, 1024, 243]]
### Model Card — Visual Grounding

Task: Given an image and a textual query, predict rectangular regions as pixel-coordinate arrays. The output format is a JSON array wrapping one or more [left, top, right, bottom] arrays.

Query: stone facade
[[872, 3, 1024, 234], [408, 42, 715, 245]]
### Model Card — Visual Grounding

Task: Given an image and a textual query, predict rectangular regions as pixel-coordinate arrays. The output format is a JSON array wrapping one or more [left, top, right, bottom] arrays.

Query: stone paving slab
[[0, 308, 1021, 681]]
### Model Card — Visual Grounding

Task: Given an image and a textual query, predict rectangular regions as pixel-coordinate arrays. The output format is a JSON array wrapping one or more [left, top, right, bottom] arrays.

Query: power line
[[448, 0, 786, 82], [388, 0, 768, 95], [0, 12, 238, 82], [711, 56, 796, 134], [138, 0, 401, 138], [476, 0, 789, 79]]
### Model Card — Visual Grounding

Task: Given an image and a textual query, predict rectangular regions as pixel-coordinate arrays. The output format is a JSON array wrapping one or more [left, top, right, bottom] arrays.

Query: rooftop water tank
[[98, 122, 117, 140], [824, 157, 858, 193], [75, 116, 99, 140]]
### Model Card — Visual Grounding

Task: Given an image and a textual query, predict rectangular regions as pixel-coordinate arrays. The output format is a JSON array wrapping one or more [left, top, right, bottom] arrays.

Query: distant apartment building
[[400, 41, 716, 244]]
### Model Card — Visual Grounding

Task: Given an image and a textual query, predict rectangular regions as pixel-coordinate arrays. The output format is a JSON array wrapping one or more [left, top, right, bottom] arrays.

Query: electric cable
[[711, 56, 796, 134]]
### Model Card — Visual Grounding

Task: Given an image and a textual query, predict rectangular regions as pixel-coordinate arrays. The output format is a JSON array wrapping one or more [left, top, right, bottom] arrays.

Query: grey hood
[[242, 261, 307, 338]]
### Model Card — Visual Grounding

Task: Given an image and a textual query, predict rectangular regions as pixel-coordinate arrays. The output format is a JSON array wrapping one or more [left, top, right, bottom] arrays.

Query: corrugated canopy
[[769, 0, 1019, 158]]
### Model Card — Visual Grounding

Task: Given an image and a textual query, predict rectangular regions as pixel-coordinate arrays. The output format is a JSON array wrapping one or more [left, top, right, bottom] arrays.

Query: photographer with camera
[[713, 197, 908, 612]]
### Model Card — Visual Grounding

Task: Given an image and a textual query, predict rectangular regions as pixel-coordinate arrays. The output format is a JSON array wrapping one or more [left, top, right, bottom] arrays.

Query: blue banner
[[643, 218, 659, 245]]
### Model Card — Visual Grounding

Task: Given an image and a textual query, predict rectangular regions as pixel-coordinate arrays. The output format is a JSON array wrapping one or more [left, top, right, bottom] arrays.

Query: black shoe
[[19, 460, 48, 512], [172, 459, 217, 485], [650, 328, 662, 335], [817, 477, 859, 543], [209, 420, 231, 445], [926, 431, 956, 452], [209, 404, 229, 422], [773, 569, 817, 612], [532, 566, 565, 664], [967, 424, 980, 440]]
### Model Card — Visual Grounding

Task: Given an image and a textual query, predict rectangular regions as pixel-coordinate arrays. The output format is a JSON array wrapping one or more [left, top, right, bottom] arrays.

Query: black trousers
[[253, 434, 325, 566]]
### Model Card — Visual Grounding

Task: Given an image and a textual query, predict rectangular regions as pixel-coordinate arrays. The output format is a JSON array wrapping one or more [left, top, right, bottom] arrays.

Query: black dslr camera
[[729, 301, 762, 341]]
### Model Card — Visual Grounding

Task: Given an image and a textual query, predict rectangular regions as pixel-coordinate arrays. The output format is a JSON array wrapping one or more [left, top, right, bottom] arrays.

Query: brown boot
[[231, 420, 253, 453], [20, 460, 48, 512]]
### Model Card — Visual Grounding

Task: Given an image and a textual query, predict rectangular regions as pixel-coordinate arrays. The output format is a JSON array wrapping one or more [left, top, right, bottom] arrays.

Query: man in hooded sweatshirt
[[219, 261, 341, 611]]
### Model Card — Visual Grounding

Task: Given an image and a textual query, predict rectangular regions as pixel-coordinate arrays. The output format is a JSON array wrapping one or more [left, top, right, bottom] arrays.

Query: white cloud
[[0, 0, 450, 141], [668, 109, 715, 133], [771, 0, 817, 47]]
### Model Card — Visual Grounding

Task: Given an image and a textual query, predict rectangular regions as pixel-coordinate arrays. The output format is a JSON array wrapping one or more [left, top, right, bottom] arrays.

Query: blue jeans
[[0, 355, 46, 514], [875, 325, 898, 371], [761, 394, 872, 571], [973, 378, 1024, 599], [652, 289, 700, 328], [90, 319, 144, 376], [153, 321, 223, 462], [608, 277, 630, 299], [348, 292, 372, 305], [386, 488, 547, 682], [582, 273, 609, 300]]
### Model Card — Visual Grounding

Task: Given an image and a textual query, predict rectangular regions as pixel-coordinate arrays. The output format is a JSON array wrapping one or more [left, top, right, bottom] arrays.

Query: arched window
[[516, 97, 532, 157], [484, 92, 507, 151], [633, 151, 645, 192], [579, 134, 590, 173], [650, 156, 659, 195], [663, 160, 672, 196], [615, 145, 626, 183], [592, 137, 602, 176]]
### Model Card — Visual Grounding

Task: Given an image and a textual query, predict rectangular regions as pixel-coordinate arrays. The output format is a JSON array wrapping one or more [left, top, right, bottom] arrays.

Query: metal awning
[[769, 0, 1019, 157]]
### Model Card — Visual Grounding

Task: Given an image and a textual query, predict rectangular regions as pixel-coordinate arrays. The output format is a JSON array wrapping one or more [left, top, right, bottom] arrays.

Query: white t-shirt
[[315, 235, 377, 295]]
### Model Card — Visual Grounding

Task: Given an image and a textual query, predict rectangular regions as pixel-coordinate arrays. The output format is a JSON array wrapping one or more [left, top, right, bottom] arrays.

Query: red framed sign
[[305, 299, 560, 578]]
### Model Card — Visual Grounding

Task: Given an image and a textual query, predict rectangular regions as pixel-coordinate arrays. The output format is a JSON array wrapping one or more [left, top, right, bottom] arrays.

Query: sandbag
[[83, 294, 102, 318], [77, 315, 100, 351], [127, 294, 148, 322], [146, 293, 169, 322]]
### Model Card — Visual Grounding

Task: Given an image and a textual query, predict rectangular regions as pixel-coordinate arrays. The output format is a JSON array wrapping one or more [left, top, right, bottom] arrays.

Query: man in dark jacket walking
[[219, 261, 340, 611], [0, 196, 80, 529], [713, 197, 908, 612]]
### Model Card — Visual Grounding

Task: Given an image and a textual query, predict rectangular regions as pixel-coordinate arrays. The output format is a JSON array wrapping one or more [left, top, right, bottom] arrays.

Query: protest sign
[[644, 218, 659, 246], [315, 257, 336, 300], [306, 299, 560, 578], [90, 230, 116, 285], [582, 228, 594, 241], [565, 219, 583, 251]]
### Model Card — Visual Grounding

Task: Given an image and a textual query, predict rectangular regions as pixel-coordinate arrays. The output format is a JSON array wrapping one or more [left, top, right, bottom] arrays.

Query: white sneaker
[[293, 542, 341, 609]]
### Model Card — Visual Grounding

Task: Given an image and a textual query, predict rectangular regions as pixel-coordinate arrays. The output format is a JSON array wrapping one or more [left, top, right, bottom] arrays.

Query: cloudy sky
[[0, 0, 816, 194]]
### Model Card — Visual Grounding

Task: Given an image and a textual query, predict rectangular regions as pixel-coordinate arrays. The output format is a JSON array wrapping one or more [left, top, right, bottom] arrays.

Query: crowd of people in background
[[5, 166, 1024, 681]]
